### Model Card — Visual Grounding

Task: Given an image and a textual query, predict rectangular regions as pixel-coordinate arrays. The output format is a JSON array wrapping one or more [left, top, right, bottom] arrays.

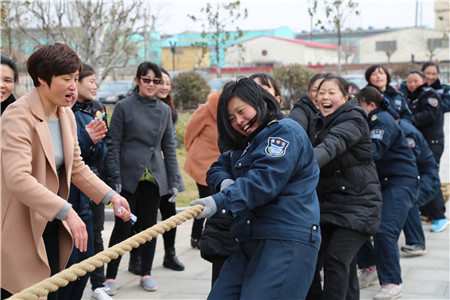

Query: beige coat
[[184, 92, 221, 186], [1, 88, 111, 295]]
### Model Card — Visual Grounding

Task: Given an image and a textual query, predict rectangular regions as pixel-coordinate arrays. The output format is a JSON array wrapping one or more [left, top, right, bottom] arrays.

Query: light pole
[[169, 41, 177, 71]]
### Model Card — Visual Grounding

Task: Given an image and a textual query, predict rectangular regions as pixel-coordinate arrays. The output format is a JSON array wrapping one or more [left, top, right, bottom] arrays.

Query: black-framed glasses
[[141, 78, 161, 85]]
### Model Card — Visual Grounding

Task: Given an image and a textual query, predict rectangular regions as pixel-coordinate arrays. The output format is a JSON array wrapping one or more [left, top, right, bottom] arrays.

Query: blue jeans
[[208, 238, 319, 300], [358, 180, 416, 284]]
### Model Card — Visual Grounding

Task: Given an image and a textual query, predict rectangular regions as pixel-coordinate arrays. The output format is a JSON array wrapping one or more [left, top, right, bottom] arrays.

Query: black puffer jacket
[[310, 99, 382, 236], [288, 95, 318, 134]]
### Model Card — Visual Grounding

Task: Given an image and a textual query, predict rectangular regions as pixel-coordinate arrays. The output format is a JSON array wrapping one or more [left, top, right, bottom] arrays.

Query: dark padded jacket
[[406, 85, 444, 145], [309, 98, 382, 236], [288, 95, 318, 134]]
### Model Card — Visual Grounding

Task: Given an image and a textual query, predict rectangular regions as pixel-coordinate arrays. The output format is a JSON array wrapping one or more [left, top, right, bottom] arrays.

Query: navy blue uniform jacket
[[206, 118, 321, 246], [367, 109, 419, 186], [398, 119, 440, 206], [406, 86, 444, 145]]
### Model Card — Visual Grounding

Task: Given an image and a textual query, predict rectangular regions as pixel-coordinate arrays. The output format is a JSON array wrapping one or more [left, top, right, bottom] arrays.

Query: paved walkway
[[82, 202, 449, 300]]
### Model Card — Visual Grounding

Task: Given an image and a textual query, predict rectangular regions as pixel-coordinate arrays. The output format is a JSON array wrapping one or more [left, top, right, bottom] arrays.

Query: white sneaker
[[358, 266, 378, 288], [373, 283, 402, 300], [91, 287, 113, 300]]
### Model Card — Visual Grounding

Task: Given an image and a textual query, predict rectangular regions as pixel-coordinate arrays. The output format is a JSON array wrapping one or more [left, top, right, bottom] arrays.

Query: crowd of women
[[1, 42, 448, 300]]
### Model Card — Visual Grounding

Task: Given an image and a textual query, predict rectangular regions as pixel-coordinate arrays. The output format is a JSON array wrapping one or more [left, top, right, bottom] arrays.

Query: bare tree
[[188, 1, 248, 78], [4, 0, 158, 84], [308, 0, 359, 74]]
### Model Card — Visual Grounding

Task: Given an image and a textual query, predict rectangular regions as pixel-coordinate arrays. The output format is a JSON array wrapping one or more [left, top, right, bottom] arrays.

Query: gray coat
[[109, 93, 184, 195]]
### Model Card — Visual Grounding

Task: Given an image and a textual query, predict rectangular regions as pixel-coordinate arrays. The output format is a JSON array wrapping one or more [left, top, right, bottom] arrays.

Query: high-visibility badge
[[428, 97, 438, 107], [371, 114, 378, 121], [265, 137, 289, 157], [371, 129, 384, 140]]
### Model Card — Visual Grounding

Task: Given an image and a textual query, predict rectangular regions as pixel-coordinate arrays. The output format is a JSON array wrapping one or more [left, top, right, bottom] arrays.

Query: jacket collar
[[134, 92, 158, 106], [27, 88, 66, 121]]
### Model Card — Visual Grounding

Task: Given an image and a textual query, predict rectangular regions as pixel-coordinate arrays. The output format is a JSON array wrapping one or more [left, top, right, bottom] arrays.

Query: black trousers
[[211, 256, 228, 287], [89, 201, 106, 290], [307, 225, 368, 300], [160, 194, 177, 249], [106, 181, 160, 278], [191, 183, 210, 239], [44, 220, 60, 300]]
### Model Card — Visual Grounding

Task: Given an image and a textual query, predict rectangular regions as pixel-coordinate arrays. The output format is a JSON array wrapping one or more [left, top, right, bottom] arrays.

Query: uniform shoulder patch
[[371, 114, 378, 121], [428, 97, 438, 107], [265, 137, 289, 157], [407, 138, 416, 148], [371, 129, 384, 140]]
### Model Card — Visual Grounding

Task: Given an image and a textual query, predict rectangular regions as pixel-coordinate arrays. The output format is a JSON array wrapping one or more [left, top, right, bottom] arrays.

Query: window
[[375, 40, 397, 52], [427, 38, 449, 49]]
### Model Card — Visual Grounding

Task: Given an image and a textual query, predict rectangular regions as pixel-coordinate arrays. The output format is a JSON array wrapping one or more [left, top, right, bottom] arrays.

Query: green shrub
[[172, 72, 211, 109], [273, 64, 316, 110], [175, 112, 191, 149]]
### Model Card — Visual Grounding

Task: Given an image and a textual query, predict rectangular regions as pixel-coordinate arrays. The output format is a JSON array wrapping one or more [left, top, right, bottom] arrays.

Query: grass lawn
[[176, 147, 199, 207]]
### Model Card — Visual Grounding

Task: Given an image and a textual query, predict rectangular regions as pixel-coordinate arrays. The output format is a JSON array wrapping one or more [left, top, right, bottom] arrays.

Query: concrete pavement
[[81, 202, 449, 300]]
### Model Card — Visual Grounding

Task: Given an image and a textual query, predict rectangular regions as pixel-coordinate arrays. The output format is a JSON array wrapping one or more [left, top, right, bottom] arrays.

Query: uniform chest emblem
[[395, 100, 402, 107], [427, 98, 438, 107], [265, 137, 289, 157], [371, 129, 384, 140], [407, 138, 416, 148]]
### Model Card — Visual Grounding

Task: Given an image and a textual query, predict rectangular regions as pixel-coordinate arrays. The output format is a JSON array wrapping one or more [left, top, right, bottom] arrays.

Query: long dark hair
[[217, 77, 281, 150], [159, 68, 177, 119]]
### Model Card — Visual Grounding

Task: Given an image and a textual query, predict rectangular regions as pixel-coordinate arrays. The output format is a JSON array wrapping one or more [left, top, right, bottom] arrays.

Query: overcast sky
[[152, 0, 435, 35]]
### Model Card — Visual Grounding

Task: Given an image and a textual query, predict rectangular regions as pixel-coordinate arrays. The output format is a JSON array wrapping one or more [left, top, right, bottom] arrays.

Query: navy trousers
[[358, 180, 416, 284], [403, 204, 425, 246], [421, 142, 446, 220], [208, 239, 319, 300]]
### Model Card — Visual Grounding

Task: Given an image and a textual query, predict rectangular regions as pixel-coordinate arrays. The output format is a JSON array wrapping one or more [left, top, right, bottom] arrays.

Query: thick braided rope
[[7, 204, 204, 300]]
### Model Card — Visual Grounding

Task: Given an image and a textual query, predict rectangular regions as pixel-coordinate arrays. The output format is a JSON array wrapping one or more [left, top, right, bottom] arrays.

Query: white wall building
[[357, 27, 449, 65], [224, 35, 344, 67]]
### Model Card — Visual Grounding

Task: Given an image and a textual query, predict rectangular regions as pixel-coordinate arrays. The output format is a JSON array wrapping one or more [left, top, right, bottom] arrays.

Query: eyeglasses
[[141, 78, 161, 85]]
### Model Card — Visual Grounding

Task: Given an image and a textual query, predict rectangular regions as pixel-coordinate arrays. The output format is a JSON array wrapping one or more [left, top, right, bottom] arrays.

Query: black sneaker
[[400, 244, 426, 256]]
